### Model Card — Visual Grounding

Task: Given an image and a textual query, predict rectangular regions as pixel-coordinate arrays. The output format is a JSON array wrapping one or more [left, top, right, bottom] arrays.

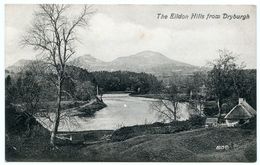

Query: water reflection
[[37, 93, 193, 131]]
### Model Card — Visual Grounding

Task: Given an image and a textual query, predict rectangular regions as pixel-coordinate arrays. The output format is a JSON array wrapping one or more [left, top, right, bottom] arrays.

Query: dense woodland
[[5, 65, 163, 110], [6, 64, 256, 117], [92, 71, 162, 93]]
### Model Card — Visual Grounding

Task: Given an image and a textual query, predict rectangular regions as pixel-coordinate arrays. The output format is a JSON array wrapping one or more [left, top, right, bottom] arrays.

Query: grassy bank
[[129, 93, 162, 99], [32, 99, 107, 119], [5, 99, 107, 161], [110, 120, 198, 142], [80, 127, 256, 162], [74, 100, 107, 117], [6, 121, 256, 162], [39, 99, 106, 116], [130, 93, 190, 102]]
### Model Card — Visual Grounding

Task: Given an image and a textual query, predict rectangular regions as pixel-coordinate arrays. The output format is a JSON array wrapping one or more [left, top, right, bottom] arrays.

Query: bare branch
[[21, 4, 95, 145]]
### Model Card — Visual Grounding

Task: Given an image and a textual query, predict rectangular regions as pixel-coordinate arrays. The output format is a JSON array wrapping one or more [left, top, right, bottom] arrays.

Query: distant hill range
[[6, 59, 34, 73], [6, 51, 206, 76], [68, 51, 205, 76]]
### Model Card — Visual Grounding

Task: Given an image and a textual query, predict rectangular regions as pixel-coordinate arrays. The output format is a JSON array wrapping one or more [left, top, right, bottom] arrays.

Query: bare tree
[[151, 83, 180, 121], [21, 4, 94, 146]]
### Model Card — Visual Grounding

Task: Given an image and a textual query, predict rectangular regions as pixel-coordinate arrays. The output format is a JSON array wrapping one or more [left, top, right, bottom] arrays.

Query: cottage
[[224, 98, 256, 127], [205, 117, 218, 127]]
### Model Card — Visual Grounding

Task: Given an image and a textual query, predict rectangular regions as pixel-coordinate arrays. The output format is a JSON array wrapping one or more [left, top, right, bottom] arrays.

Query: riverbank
[[70, 100, 107, 117], [129, 93, 162, 99], [130, 93, 190, 102], [39, 99, 107, 118]]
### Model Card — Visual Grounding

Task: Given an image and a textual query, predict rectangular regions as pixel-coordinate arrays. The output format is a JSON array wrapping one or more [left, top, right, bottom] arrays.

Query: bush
[[77, 101, 107, 117], [188, 115, 206, 127], [67, 101, 83, 108], [203, 101, 218, 117], [111, 126, 138, 141], [111, 121, 192, 142], [169, 120, 191, 131], [241, 116, 256, 130], [151, 122, 166, 127]]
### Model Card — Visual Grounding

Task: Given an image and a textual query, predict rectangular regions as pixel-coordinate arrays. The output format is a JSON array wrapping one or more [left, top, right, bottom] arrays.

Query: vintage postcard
[[5, 4, 256, 162]]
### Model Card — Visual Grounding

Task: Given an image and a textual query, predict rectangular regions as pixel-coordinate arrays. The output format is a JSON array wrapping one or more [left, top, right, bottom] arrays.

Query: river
[[37, 93, 193, 131]]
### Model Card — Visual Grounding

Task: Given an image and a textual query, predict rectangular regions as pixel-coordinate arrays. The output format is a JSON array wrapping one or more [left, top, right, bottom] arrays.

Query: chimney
[[238, 98, 244, 104]]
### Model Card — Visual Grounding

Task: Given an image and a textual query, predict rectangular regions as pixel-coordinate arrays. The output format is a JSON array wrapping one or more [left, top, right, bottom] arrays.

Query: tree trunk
[[173, 103, 177, 121], [199, 102, 202, 116], [217, 98, 222, 123], [50, 77, 62, 146]]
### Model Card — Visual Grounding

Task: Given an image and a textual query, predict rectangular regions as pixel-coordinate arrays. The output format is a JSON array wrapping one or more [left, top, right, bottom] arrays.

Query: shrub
[[203, 101, 218, 117], [241, 116, 256, 130], [111, 126, 138, 141], [151, 122, 166, 127], [170, 120, 191, 131], [188, 115, 206, 127], [111, 120, 192, 142]]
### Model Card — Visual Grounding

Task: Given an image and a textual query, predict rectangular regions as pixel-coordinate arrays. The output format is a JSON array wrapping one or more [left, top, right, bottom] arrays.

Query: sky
[[5, 5, 256, 68]]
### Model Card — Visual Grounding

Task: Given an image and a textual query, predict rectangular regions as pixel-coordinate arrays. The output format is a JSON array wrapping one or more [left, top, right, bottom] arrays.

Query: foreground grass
[[5, 99, 107, 161], [80, 127, 256, 162], [6, 126, 256, 162]]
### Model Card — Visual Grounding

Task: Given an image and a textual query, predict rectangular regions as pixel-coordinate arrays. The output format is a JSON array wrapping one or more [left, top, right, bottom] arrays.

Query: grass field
[[6, 125, 255, 162], [80, 127, 256, 162]]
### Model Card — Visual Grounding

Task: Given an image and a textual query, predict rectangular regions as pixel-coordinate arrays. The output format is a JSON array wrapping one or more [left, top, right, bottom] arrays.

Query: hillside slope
[[80, 127, 256, 162], [6, 59, 33, 73], [68, 54, 107, 71], [6, 51, 204, 76], [6, 124, 256, 162]]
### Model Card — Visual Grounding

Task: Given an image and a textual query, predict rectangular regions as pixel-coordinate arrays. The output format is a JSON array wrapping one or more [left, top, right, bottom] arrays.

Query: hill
[[6, 59, 34, 73], [6, 124, 256, 162], [80, 127, 256, 162], [68, 54, 107, 71], [6, 51, 204, 76], [69, 50, 202, 76]]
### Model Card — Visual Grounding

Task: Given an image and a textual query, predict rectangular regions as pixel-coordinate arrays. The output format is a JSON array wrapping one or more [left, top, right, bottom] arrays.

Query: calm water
[[37, 93, 192, 131]]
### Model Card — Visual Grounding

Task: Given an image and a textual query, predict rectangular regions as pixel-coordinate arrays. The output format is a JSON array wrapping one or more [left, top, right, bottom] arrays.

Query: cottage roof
[[224, 100, 256, 120], [241, 101, 256, 116]]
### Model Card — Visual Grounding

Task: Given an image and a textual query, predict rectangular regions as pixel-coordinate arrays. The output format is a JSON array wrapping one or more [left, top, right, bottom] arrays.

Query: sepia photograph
[[4, 3, 257, 162]]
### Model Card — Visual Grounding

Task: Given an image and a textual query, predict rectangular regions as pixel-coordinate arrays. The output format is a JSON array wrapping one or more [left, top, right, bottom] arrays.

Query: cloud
[[5, 5, 256, 69], [77, 13, 176, 61], [76, 13, 255, 68], [5, 26, 35, 67]]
